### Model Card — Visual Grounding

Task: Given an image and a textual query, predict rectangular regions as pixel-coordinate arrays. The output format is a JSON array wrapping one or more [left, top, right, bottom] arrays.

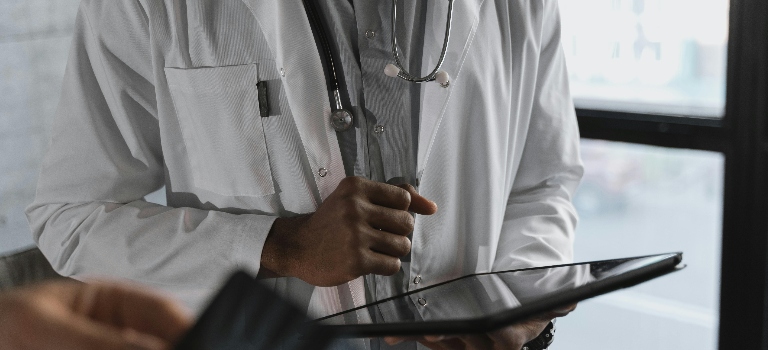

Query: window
[[557, 0, 768, 349], [555, 1, 729, 348], [556, 140, 723, 349], [560, 0, 729, 118]]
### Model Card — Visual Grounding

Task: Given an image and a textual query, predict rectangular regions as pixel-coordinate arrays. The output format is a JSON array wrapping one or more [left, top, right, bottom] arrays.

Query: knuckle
[[394, 188, 411, 210], [340, 200, 364, 222], [339, 176, 354, 187], [338, 177, 363, 196], [345, 176, 365, 190]]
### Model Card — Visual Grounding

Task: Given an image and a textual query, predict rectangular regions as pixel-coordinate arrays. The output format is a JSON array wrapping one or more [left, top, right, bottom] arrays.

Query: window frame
[[570, 0, 768, 348]]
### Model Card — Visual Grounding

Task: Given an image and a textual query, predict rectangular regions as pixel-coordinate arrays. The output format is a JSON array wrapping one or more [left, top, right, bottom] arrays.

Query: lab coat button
[[374, 125, 385, 134], [280, 68, 285, 77], [318, 168, 328, 177], [365, 30, 376, 39], [413, 275, 422, 284], [417, 297, 427, 306]]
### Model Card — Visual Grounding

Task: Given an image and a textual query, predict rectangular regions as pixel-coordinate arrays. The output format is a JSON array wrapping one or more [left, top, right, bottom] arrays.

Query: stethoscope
[[302, 0, 455, 132]]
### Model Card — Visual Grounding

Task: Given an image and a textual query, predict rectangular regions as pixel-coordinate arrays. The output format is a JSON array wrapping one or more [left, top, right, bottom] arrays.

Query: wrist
[[523, 320, 556, 350], [260, 215, 311, 278]]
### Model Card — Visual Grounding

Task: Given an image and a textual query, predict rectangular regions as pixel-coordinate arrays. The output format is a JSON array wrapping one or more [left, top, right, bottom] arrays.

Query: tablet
[[314, 252, 684, 337], [175, 271, 336, 350]]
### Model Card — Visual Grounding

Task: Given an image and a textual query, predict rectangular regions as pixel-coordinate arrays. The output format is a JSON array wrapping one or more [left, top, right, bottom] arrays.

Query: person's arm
[[0, 280, 192, 350], [25, 2, 277, 304], [493, 0, 583, 270]]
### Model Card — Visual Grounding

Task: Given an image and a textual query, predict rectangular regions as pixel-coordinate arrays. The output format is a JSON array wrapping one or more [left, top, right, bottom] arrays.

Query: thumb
[[397, 184, 438, 215]]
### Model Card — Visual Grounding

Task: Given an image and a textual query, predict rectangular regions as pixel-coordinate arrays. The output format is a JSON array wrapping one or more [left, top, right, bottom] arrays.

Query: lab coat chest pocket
[[164, 64, 275, 197]]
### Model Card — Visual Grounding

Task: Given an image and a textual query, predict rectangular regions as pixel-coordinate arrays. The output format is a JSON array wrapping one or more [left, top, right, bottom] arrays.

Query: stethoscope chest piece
[[331, 109, 353, 131]]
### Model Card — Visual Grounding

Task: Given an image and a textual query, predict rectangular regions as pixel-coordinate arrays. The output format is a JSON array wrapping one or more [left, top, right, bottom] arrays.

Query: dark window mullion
[[576, 109, 726, 152], [718, 0, 768, 348]]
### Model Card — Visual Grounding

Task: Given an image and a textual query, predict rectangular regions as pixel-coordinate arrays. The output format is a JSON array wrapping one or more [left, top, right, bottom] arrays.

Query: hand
[[261, 176, 438, 286], [0, 281, 193, 350], [383, 304, 577, 350]]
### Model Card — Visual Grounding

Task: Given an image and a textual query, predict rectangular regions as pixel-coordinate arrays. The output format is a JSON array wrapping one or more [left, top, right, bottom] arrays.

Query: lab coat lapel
[[241, 0, 345, 203], [417, 0, 485, 174]]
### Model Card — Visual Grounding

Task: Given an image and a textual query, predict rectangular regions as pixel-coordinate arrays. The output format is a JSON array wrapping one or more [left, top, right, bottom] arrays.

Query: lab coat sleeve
[[25, 1, 275, 303], [493, 1, 584, 269]]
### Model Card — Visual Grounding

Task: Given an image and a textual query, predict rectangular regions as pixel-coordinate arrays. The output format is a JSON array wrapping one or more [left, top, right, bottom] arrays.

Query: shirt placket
[[356, 1, 416, 186], [354, 2, 431, 309]]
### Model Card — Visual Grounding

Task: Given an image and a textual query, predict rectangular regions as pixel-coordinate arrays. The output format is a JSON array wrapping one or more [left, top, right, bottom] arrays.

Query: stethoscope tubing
[[302, 0, 344, 108], [301, 0, 456, 129], [390, 0, 455, 83]]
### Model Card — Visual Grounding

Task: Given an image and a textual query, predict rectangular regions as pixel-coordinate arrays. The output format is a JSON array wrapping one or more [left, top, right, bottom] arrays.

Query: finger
[[423, 336, 474, 350], [384, 336, 449, 346], [551, 302, 578, 316], [364, 182, 412, 211], [366, 228, 412, 257], [488, 326, 527, 350], [423, 335, 449, 342], [366, 204, 415, 236], [397, 184, 438, 215], [457, 333, 494, 350], [70, 282, 193, 343], [531, 304, 576, 322], [362, 251, 402, 276], [384, 336, 405, 345], [489, 319, 552, 350], [390, 336, 457, 350], [421, 335, 462, 350]]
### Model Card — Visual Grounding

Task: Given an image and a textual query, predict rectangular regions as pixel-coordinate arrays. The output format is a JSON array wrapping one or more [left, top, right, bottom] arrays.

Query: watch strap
[[522, 320, 556, 350]]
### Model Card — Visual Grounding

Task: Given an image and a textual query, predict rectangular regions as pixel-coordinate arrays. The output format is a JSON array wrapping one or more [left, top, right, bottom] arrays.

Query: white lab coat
[[27, 0, 582, 319]]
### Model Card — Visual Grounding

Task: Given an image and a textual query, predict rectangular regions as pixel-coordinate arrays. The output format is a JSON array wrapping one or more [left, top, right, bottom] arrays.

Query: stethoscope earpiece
[[384, 64, 401, 78], [435, 70, 450, 88], [384, 0, 455, 87], [302, 0, 455, 133]]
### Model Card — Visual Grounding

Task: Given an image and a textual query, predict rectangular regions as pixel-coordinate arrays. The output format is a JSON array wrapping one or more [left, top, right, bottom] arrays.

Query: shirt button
[[331, 110, 353, 131], [413, 275, 422, 284], [417, 297, 427, 306], [318, 168, 328, 177], [365, 30, 376, 39], [280, 68, 285, 77], [374, 125, 385, 134]]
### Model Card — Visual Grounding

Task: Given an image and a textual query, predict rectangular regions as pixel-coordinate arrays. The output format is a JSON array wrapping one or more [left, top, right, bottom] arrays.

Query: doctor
[[27, 0, 582, 349]]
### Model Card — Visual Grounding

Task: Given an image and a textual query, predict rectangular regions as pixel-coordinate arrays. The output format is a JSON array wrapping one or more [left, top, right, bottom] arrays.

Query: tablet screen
[[316, 253, 682, 335]]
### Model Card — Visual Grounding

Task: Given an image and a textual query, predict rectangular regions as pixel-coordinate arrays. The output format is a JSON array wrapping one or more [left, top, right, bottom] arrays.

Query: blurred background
[[0, 0, 727, 349], [555, 1, 727, 349]]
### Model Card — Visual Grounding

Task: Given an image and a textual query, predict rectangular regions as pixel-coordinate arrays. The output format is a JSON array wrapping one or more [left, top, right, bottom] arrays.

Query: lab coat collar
[[417, 0, 485, 174]]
